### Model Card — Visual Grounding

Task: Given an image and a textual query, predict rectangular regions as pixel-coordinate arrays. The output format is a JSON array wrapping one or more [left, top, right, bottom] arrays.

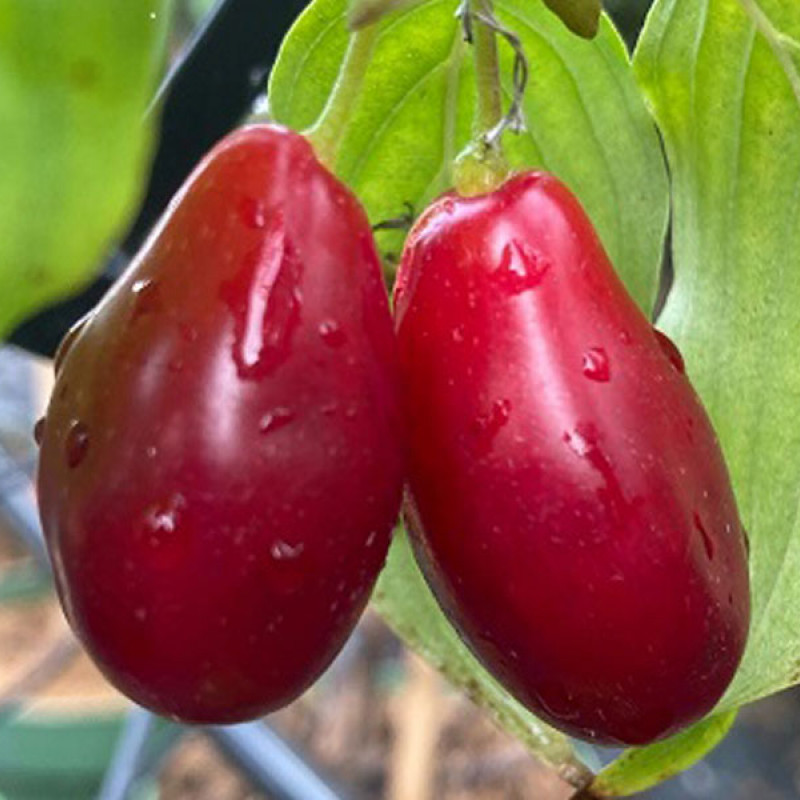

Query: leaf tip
[[541, 0, 601, 39]]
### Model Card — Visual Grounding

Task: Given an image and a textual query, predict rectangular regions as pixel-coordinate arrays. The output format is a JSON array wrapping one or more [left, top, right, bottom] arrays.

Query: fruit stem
[[305, 25, 380, 168], [473, 0, 503, 137], [452, 0, 529, 197]]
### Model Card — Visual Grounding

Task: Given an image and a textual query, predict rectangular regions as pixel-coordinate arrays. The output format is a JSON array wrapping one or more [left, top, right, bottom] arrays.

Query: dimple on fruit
[[36, 124, 404, 723], [394, 171, 750, 746]]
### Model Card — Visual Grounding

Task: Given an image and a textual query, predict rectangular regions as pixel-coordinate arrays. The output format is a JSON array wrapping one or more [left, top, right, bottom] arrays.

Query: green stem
[[305, 25, 380, 168], [473, 0, 503, 137], [453, 0, 510, 196]]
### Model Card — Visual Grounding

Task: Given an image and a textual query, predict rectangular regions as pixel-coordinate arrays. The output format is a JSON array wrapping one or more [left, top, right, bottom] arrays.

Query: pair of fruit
[[36, 124, 749, 745]]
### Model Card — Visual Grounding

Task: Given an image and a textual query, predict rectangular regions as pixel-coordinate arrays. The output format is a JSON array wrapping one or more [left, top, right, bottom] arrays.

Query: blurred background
[[3, 1, 799, 799]]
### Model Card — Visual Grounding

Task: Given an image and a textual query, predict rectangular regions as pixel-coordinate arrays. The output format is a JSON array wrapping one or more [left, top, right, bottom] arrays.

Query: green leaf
[[269, 0, 668, 312], [585, 711, 737, 797], [270, 0, 667, 773], [635, 0, 800, 715], [0, 1, 171, 338], [541, 0, 601, 39], [374, 528, 593, 786], [348, 0, 425, 29]]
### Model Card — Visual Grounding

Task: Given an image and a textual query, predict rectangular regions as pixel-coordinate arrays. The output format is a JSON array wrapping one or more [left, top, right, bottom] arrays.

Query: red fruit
[[37, 124, 404, 723], [394, 172, 749, 745]]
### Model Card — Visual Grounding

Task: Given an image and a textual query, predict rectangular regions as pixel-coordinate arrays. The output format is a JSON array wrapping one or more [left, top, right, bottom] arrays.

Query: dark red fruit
[[394, 172, 749, 745], [37, 124, 404, 723]]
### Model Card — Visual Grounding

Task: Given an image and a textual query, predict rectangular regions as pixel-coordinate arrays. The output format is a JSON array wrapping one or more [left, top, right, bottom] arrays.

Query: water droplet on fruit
[[259, 407, 294, 434], [271, 540, 304, 561], [694, 512, 715, 560], [220, 212, 302, 379], [582, 347, 610, 382], [321, 402, 338, 417], [318, 319, 346, 347], [619, 329, 632, 345], [344, 405, 358, 420], [654, 329, 686, 374], [366, 530, 378, 547], [471, 399, 512, 453], [167, 358, 184, 374], [451, 326, 465, 343], [144, 493, 186, 539], [564, 427, 591, 458], [65, 421, 90, 467], [238, 196, 267, 229], [146, 446, 157, 459], [54, 315, 89, 374], [493, 239, 550, 294], [130, 279, 161, 321], [135, 607, 147, 621], [33, 417, 45, 446], [563, 423, 626, 518]]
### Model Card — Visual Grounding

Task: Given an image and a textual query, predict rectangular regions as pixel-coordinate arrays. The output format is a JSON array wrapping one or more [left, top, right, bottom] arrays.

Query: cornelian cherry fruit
[[394, 171, 750, 745], [37, 125, 404, 723]]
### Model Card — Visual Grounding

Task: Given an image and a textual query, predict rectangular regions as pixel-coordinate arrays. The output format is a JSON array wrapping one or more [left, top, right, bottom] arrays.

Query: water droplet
[[492, 239, 550, 294], [653, 329, 685, 374], [167, 358, 184, 374], [618, 329, 632, 345], [65, 421, 90, 468], [318, 319, 346, 347], [694, 512, 715, 560], [563, 423, 627, 518], [451, 326, 465, 343], [33, 417, 45, 446], [471, 399, 512, 453], [366, 530, 378, 547], [259, 407, 294, 434], [146, 445, 157, 459], [135, 607, 148, 621], [130, 278, 162, 321], [238, 196, 267, 229], [321, 402, 338, 417], [271, 540, 304, 561], [54, 315, 89, 374], [344, 405, 358, 420], [582, 347, 611, 382], [563, 426, 592, 458], [219, 211, 302, 379], [144, 493, 186, 538]]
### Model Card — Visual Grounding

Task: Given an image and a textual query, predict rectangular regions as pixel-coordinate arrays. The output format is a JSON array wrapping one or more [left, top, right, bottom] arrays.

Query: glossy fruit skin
[[394, 172, 750, 746], [37, 124, 404, 723]]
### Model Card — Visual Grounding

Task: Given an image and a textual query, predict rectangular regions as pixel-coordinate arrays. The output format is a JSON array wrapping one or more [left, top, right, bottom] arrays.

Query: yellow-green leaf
[[541, 0, 600, 38], [0, 0, 171, 337]]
